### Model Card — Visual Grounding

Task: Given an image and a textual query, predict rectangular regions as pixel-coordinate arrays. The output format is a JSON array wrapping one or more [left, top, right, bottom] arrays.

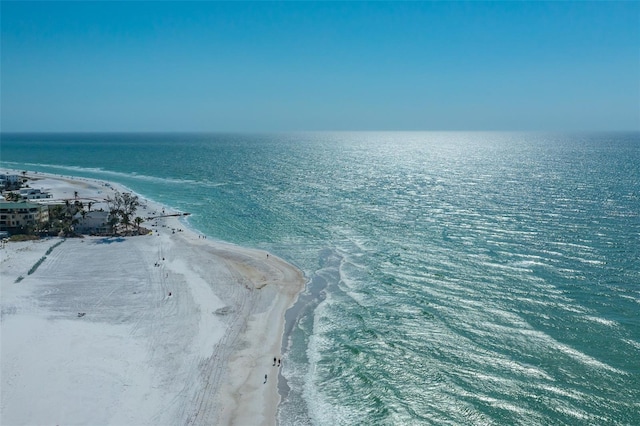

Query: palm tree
[[108, 214, 119, 235], [48, 205, 63, 232], [121, 213, 131, 231], [59, 200, 76, 236], [134, 216, 144, 234], [5, 192, 20, 202]]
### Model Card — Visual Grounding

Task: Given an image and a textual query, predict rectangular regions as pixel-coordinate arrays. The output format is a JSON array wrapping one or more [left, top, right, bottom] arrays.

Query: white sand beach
[[0, 171, 305, 425]]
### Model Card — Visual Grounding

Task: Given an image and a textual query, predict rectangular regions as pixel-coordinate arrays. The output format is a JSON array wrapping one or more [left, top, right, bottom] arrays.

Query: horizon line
[[3, 129, 639, 135]]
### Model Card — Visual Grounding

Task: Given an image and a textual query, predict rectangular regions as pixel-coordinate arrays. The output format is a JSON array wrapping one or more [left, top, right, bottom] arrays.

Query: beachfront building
[[18, 188, 53, 200], [0, 174, 21, 190], [73, 211, 113, 235], [0, 201, 50, 234]]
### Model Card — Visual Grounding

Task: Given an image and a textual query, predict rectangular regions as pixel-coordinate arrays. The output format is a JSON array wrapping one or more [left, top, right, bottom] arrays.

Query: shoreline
[[0, 169, 306, 425]]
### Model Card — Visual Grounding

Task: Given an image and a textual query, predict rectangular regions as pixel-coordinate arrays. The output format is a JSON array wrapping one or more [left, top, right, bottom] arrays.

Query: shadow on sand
[[95, 237, 126, 244]]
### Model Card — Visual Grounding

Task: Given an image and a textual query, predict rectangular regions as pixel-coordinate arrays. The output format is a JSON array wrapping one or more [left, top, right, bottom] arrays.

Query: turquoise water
[[2, 132, 639, 424]]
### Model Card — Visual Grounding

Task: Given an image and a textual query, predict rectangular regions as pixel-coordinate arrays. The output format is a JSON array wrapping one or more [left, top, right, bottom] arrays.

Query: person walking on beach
[[264, 374, 268, 384]]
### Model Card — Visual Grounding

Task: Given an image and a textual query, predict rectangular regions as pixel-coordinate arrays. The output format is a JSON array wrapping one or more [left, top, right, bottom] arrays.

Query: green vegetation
[[48, 200, 83, 236], [3, 180, 144, 238], [28, 256, 46, 275], [8, 234, 39, 242], [45, 239, 65, 255], [11, 239, 65, 281], [4, 192, 22, 201], [106, 191, 140, 232], [134, 216, 144, 232]]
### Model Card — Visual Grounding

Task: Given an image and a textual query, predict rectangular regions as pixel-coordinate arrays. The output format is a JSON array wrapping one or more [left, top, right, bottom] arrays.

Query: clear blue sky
[[2, 1, 639, 132]]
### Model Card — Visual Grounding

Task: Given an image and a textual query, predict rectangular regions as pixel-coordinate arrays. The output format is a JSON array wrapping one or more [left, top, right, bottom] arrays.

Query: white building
[[18, 188, 52, 200], [0, 174, 21, 189], [0, 201, 49, 233], [73, 211, 112, 235]]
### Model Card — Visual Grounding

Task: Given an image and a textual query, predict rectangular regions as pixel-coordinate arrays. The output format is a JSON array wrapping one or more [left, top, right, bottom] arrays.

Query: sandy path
[[0, 170, 305, 425]]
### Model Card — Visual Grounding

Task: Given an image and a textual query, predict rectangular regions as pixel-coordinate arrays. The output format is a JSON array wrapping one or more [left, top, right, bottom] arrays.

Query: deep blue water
[[2, 132, 639, 425]]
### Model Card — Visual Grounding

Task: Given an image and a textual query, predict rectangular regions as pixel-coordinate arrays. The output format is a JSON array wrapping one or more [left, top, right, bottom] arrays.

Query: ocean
[[2, 131, 639, 425]]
